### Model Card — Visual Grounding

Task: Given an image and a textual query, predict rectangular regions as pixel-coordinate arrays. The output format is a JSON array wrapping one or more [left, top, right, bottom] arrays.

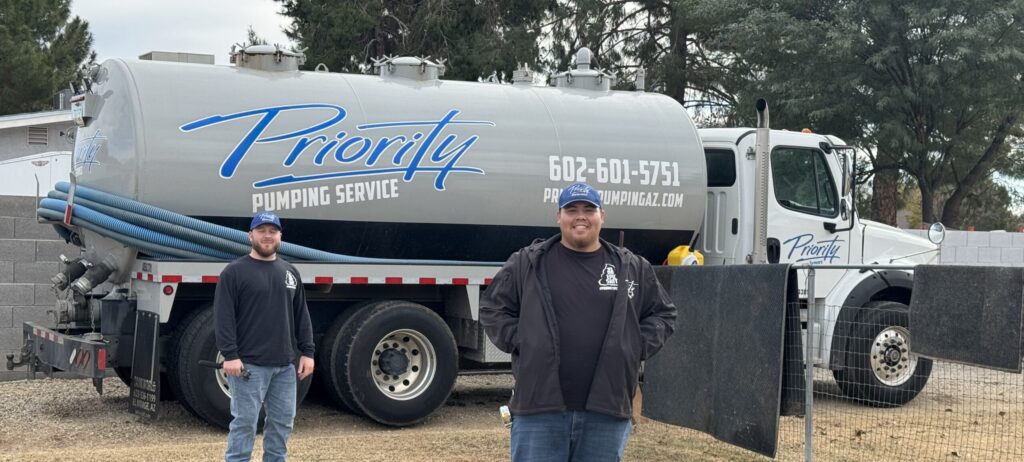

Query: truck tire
[[833, 300, 932, 407], [172, 305, 312, 429], [318, 301, 374, 413], [325, 300, 458, 426]]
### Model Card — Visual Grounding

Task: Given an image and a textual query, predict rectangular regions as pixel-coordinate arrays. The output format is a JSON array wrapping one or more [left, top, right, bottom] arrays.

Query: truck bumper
[[20, 322, 107, 386]]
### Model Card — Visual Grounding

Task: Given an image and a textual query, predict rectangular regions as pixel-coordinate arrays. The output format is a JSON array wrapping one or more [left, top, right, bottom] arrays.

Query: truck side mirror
[[841, 153, 854, 197], [928, 222, 946, 244]]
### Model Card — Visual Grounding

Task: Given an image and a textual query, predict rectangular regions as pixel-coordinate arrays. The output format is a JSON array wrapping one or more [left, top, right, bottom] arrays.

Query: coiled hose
[[40, 182, 493, 265]]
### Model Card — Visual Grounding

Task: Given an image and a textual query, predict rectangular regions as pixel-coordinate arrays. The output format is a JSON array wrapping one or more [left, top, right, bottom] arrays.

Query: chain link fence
[[646, 270, 1023, 461]]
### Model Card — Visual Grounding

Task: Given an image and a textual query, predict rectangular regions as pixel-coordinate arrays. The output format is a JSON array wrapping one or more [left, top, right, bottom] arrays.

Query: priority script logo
[[566, 183, 592, 196], [180, 104, 495, 191]]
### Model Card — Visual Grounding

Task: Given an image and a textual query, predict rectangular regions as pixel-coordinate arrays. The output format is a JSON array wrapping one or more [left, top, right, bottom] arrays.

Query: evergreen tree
[[0, 0, 95, 115], [275, 0, 547, 80]]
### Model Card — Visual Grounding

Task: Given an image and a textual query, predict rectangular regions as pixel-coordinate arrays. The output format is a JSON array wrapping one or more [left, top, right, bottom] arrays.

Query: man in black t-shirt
[[481, 182, 677, 462], [214, 211, 315, 462]]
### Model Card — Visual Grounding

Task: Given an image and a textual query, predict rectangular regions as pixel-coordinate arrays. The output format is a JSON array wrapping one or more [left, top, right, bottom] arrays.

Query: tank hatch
[[230, 44, 305, 72], [374, 56, 446, 81], [551, 47, 615, 91]]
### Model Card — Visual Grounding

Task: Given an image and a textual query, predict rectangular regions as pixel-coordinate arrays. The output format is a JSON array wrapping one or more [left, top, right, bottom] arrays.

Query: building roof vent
[[139, 51, 215, 64]]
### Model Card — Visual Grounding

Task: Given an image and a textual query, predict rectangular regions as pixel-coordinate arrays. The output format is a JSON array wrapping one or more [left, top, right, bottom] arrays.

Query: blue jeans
[[225, 363, 297, 462], [511, 410, 632, 462]]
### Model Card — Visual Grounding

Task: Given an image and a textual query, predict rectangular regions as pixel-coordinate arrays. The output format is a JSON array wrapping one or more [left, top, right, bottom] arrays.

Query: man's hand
[[223, 359, 244, 377], [297, 355, 314, 380]]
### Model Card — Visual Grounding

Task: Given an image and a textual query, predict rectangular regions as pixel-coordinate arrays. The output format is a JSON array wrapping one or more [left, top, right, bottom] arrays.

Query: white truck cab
[[698, 127, 942, 406]]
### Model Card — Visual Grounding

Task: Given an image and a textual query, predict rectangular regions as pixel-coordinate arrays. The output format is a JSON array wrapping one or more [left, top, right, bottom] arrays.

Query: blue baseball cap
[[250, 211, 282, 230], [558, 182, 602, 209]]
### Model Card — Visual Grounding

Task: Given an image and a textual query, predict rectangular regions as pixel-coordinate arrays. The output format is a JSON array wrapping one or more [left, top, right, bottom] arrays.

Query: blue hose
[[48, 191, 252, 257], [39, 198, 236, 259], [48, 182, 497, 265], [37, 208, 204, 260], [53, 182, 408, 263]]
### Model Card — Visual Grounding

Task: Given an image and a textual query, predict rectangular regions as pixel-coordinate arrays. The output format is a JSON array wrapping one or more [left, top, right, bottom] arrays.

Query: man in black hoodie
[[481, 182, 677, 462]]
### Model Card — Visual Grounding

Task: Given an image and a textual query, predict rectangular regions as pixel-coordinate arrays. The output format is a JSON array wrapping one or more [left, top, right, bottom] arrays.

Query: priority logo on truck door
[[783, 234, 844, 263]]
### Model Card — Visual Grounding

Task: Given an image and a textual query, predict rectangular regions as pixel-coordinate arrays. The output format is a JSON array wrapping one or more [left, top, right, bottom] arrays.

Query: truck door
[[699, 148, 741, 265], [767, 146, 850, 296]]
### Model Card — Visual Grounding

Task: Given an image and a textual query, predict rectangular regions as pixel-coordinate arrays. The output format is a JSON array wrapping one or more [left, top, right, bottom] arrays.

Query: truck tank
[[68, 49, 707, 263]]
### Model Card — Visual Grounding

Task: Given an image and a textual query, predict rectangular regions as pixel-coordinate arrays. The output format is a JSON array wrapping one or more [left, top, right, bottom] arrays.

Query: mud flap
[[129, 310, 160, 419], [910, 265, 1024, 372], [643, 265, 801, 459]]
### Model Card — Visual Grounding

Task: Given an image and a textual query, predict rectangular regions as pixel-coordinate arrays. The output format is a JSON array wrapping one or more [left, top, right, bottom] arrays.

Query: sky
[[70, 0, 295, 64]]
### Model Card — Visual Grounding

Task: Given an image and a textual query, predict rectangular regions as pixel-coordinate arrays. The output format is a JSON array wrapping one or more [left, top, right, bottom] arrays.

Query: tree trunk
[[919, 178, 936, 225], [940, 112, 1020, 229], [872, 168, 899, 226], [664, 7, 688, 104]]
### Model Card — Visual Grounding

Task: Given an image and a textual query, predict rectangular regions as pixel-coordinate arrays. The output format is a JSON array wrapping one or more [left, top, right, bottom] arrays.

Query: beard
[[251, 240, 280, 258]]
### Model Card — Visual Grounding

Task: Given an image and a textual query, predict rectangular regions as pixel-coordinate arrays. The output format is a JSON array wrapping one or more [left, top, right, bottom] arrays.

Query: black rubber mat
[[644, 265, 801, 458], [910, 265, 1024, 373]]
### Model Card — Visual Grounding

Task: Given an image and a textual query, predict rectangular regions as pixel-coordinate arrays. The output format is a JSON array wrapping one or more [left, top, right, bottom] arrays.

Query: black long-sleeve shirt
[[214, 255, 315, 366]]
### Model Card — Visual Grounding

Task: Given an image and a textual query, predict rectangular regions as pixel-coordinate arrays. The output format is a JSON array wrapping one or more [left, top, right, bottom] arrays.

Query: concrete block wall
[[0, 195, 77, 370], [904, 228, 1024, 266]]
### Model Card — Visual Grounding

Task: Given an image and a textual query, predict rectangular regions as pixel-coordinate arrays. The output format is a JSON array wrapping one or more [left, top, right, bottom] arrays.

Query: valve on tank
[[70, 253, 119, 295], [50, 255, 90, 291]]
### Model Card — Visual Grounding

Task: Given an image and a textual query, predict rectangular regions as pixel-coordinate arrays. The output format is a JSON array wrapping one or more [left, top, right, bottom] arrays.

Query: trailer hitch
[[5, 341, 33, 371]]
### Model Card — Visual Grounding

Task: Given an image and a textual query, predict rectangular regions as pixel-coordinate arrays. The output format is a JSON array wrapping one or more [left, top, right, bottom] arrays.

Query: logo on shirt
[[598, 264, 619, 291], [625, 280, 637, 299], [285, 270, 298, 289]]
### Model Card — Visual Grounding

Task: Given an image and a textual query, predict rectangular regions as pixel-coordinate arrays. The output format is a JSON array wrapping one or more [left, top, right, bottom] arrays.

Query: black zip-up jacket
[[480, 236, 677, 419]]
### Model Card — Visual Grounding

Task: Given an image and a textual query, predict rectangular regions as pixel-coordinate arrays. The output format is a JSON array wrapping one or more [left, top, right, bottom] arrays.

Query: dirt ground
[[0, 364, 1020, 461]]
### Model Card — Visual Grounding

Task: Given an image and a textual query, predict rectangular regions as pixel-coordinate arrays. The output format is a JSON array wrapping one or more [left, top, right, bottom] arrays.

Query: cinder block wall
[[0, 195, 77, 371], [905, 229, 1024, 267]]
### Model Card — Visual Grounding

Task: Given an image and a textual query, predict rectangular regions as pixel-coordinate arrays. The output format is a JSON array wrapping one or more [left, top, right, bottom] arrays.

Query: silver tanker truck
[[7, 45, 943, 429]]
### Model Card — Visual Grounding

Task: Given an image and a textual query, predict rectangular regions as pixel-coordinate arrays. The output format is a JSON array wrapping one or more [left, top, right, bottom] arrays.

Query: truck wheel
[[833, 300, 932, 407], [318, 301, 374, 413], [172, 305, 312, 429], [325, 300, 458, 426]]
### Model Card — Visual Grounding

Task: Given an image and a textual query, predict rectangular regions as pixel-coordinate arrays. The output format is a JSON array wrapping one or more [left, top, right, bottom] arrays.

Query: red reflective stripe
[[484, 278, 493, 285], [97, 349, 106, 370], [314, 277, 333, 284], [351, 277, 368, 284], [63, 204, 73, 224], [419, 277, 436, 285], [385, 277, 403, 285], [452, 278, 469, 285], [202, 275, 220, 283], [135, 272, 143, 280], [161, 275, 182, 283]]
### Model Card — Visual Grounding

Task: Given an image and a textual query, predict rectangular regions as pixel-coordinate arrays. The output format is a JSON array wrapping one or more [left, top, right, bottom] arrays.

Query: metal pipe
[[805, 268, 815, 462], [751, 99, 770, 264]]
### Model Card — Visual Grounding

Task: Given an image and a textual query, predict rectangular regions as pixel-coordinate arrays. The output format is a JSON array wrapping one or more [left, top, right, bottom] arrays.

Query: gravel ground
[[0, 366, 1020, 461]]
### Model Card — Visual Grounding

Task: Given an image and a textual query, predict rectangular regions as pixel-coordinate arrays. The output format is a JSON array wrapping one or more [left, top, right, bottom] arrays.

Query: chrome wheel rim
[[870, 326, 918, 386], [370, 329, 436, 401], [214, 351, 232, 398]]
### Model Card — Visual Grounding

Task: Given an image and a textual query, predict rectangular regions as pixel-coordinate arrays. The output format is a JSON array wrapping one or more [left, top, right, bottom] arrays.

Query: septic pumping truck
[[7, 45, 944, 428]]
